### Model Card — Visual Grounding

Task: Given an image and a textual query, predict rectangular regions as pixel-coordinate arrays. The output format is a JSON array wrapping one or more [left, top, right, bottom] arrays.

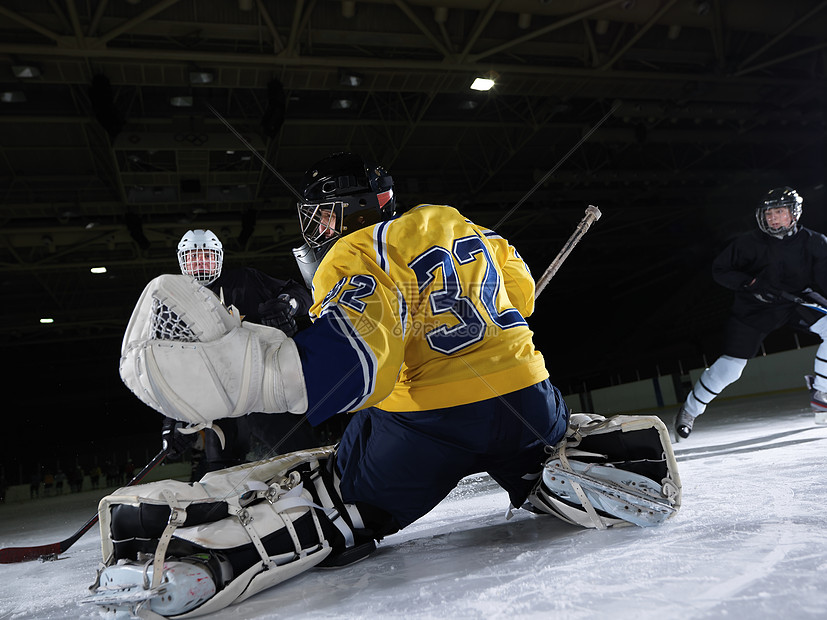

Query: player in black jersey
[[675, 187, 827, 439]]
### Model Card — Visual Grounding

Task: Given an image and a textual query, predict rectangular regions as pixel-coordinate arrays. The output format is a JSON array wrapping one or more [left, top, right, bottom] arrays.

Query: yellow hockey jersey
[[293, 204, 548, 423]]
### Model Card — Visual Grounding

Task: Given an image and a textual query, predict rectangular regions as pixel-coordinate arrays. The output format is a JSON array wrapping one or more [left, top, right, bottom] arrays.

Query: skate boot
[[805, 375, 827, 424], [674, 406, 695, 440], [805, 375, 827, 411]]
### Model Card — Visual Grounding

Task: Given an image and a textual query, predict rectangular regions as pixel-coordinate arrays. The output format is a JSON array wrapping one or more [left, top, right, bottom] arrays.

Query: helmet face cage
[[756, 187, 803, 237], [297, 200, 345, 249], [297, 153, 395, 249], [177, 229, 224, 285]]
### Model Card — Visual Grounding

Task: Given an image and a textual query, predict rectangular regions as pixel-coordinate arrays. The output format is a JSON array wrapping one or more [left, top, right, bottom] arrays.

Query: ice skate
[[674, 406, 694, 440], [84, 555, 227, 617], [805, 375, 827, 424], [805, 375, 827, 411]]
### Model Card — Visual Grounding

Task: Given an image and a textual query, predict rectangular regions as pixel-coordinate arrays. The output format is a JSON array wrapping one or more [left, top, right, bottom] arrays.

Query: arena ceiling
[[1, 0, 826, 398]]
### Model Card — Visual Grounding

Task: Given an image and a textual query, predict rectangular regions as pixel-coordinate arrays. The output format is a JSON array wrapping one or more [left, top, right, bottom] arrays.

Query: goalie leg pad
[[528, 414, 682, 529], [90, 447, 379, 618]]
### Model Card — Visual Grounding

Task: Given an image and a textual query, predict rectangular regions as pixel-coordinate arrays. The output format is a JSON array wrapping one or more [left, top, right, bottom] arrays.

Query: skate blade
[[82, 583, 164, 607], [84, 560, 216, 616], [544, 460, 677, 527]]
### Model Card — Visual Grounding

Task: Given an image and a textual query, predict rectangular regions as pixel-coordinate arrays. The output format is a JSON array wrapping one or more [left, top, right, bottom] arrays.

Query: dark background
[[1, 0, 825, 483]]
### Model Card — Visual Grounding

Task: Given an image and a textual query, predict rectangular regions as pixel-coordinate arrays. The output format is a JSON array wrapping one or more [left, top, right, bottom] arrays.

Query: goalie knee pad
[[88, 447, 380, 618], [119, 274, 307, 425], [527, 414, 682, 530]]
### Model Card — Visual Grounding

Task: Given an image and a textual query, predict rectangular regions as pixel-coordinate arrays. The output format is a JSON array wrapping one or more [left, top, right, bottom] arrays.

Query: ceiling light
[[517, 13, 532, 29], [470, 77, 495, 92], [40, 318, 54, 324], [90, 267, 107, 274], [339, 70, 363, 87], [331, 98, 354, 110], [189, 71, 214, 84], [12, 64, 40, 78], [170, 95, 193, 107], [1, 91, 26, 103]]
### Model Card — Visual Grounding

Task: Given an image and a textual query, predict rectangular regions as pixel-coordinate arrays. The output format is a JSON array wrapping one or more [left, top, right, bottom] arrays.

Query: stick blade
[[0, 542, 62, 564]]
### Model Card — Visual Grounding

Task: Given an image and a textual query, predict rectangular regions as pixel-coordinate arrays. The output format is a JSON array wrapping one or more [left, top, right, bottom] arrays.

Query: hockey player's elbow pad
[[120, 274, 308, 425]]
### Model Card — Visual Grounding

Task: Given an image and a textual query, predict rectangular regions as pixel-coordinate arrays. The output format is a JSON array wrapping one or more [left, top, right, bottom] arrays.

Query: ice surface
[[2, 392, 826, 619]]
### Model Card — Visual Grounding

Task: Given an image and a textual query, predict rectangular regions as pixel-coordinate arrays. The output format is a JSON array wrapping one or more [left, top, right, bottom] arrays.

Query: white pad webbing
[[307, 465, 356, 548], [557, 450, 607, 530]]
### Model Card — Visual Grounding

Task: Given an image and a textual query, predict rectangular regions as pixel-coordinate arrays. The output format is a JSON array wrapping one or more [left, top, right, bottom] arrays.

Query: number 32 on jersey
[[409, 235, 526, 354]]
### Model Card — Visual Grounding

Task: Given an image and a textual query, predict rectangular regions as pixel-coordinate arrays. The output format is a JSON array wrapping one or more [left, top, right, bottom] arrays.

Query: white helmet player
[[756, 187, 803, 238], [177, 229, 223, 285]]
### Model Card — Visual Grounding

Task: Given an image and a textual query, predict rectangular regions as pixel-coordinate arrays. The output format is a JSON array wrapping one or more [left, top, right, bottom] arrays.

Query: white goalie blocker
[[527, 413, 682, 529], [120, 274, 307, 426], [87, 446, 375, 618]]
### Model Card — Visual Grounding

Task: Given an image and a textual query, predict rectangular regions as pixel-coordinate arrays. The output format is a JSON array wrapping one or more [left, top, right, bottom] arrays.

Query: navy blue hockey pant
[[335, 379, 569, 530]]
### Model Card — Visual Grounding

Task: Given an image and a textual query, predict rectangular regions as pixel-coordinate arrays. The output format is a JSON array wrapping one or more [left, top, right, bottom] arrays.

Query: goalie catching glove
[[120, 274, 307, 425]]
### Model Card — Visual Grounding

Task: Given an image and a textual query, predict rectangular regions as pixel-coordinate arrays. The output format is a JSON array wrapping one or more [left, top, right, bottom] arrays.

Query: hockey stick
[[0, 448, 168, 564], [779, 290, 827, 315], [535, 205, 602, 298], [492, 103, 616, 298]]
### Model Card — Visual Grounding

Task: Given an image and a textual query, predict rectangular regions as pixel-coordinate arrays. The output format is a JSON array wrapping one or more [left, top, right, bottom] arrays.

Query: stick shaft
[[535, 205, 601, 299], [779, 290, 827, 315], [0, 448, 167, 564]]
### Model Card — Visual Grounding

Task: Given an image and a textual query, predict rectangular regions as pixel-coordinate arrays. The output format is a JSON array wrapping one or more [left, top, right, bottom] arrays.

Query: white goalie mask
[[755, 187, 802, 238], [177, 229, 224, 285]]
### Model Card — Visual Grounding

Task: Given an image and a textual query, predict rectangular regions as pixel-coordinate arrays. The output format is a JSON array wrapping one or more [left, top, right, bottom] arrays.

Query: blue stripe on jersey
[[373, 220, 391, 273], [397, 287, 408, 339], [480, 228, 531, 275], [292, 304, 378, 425], [374, 220, 409, 336]]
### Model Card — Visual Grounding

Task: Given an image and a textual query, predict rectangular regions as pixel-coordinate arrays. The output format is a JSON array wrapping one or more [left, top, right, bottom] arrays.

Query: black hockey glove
[[258, 294, 299, 336], [161, 417, 196, 460], [744, 278, 780, 304]]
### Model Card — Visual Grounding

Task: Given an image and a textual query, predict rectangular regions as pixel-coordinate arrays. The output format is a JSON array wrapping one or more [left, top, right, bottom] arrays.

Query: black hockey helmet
[[297, 152, 395, 249], [755, 186, 803, 237]]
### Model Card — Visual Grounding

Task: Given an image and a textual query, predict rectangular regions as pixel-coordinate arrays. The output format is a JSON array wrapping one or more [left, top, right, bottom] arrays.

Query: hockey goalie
[[88, 153, 681, 617]]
